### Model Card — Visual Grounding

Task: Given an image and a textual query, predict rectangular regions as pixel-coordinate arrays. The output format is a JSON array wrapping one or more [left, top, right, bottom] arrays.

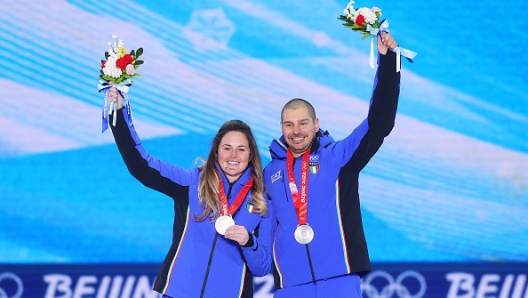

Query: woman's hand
[[224, 225, 250, 246]]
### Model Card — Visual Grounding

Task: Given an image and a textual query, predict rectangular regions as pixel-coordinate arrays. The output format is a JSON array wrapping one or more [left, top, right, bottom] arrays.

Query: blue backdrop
[[1, 0, 527, 269]]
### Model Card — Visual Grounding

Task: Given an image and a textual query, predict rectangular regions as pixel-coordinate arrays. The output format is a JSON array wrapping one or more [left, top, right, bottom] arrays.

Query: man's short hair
[[281, 98, 316, 121]]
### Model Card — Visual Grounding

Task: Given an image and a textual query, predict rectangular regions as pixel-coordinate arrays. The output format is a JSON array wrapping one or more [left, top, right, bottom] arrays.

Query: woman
[[105, 88, 274, 298]]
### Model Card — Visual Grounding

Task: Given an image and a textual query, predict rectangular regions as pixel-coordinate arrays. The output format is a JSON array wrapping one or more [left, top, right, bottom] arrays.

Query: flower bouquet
[[338, 1, 416, 71], [338, 1, 383, 40], [97, 35, 144, 132]]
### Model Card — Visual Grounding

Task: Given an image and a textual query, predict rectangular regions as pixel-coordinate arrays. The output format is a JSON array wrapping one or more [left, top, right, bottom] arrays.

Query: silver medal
[[215, 215, 235, 235], [294, 225, 314, 244]]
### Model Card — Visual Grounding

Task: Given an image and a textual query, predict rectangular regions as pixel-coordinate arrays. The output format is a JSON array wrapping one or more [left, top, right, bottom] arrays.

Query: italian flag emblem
[[246, 200, 256, 213], [309, 162, 319, 174]]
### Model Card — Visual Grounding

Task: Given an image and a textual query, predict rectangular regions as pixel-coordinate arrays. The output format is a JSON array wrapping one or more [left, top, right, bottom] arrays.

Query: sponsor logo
[[271, 170, 282, 183]]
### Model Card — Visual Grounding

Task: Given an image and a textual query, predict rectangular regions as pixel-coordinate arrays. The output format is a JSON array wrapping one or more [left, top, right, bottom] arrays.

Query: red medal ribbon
[[286, 148, 310, 225], [218, 176, 254, 216]]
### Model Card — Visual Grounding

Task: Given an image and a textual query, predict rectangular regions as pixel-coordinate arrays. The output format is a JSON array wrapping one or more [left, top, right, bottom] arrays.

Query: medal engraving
[[294, 225, 314, 244], [215, 215, 235, 235]]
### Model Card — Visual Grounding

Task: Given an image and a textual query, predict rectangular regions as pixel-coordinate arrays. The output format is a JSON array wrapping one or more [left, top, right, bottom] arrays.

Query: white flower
[[107, 48, 117, 58], [343, 0, 355, 17], [102, 56, 122, 79], [356, 7, 378, 25]]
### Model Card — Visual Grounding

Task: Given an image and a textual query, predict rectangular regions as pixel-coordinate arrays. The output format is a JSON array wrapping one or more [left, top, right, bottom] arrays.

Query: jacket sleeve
[[109, 108, 194, 196], [332, 50, 401, 170], [240, 196, 276, 277]]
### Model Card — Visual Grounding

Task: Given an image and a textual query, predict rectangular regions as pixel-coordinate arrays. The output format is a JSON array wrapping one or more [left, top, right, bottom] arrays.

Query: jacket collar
[[269, 129, 334, 160]]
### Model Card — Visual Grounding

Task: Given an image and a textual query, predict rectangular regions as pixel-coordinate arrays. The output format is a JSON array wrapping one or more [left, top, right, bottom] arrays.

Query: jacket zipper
[[200, 233, 219, 298], [200, 182, 234, 298], [305, 244, 316, 283], [285, 157, 316, 282]]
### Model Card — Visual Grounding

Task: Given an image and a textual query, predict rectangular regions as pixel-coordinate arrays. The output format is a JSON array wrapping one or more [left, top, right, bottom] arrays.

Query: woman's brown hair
[[195, 120, 267, 221]]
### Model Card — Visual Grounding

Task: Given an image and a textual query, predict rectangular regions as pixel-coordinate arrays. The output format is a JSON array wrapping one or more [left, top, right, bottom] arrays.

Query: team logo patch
[[309, 161, 320, 174], [246, 199, 256, 213], [271, 170, 282, 183]]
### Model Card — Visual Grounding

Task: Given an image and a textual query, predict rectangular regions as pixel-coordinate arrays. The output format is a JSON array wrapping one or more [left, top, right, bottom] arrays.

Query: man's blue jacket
[[263, 51, 401, 290]]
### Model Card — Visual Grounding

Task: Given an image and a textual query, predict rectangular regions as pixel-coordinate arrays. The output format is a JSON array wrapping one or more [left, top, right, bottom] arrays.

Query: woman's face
[[217, 131, 250, 182]]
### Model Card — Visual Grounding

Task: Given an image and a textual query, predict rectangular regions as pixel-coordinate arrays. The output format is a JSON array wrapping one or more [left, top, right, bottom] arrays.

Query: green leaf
[[134, 73, 141, 77], [100, 75, 115, 82], [134, 60, 144, 66], [136, 48, 143, 58], [130, 49, 135, 57], [105, 51, 109, 59]]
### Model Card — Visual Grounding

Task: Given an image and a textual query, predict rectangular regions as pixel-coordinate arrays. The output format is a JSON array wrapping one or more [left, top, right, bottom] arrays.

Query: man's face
[[281, 107, 319, 157]]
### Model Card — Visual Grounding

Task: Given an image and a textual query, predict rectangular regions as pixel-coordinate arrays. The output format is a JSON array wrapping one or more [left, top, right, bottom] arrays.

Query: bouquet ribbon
[[367, 20, 417, 72], [393, 47, 417, 72], [97, 79, 133, 133]]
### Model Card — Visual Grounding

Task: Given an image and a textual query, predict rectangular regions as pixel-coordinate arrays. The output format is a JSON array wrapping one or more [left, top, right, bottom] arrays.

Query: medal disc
[[294, 225, 314, 244], [215, 215, 235, 235]]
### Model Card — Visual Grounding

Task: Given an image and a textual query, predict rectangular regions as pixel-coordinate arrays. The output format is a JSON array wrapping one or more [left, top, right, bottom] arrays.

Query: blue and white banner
[[1, 263, 526, 298]]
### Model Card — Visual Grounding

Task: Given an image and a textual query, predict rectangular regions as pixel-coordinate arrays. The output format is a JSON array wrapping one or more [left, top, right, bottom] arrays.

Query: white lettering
[[121, 276, 136, 298], [254, 275, 274, 298], [476, 274, 500, 298], [96, 276, 111, 298], [511, 274, 527, 298], [73, 275, 97, 298], [133, 276, 159, 298], [446, 272, 475, 298], [42, 274, 160, 298], [499, 274, 514, 298], [108, 275, 123, 298], [43, 274, 72, 298]]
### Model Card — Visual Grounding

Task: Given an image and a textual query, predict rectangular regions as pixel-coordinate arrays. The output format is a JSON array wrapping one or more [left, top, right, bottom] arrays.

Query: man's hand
[[377, 32, 398, 55], [108, 84, 124, 109]]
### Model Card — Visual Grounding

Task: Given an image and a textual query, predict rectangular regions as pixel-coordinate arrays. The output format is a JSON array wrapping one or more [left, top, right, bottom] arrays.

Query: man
[[263, 32, 401, 297]]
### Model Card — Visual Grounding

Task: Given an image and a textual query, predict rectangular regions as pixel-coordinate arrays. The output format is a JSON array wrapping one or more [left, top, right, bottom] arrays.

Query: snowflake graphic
[[183, 8, 236, 52]]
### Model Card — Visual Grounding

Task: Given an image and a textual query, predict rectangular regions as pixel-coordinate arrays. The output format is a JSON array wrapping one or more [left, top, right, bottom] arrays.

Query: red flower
[[101, 61, 106, 69], [116, 54, 135, 70], [355, 14, 366, 26]]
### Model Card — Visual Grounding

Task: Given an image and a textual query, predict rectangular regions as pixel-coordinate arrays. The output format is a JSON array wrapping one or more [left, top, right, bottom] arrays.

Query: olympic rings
[[361, 270, 427, 298], [0, 272, 23, 298]]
